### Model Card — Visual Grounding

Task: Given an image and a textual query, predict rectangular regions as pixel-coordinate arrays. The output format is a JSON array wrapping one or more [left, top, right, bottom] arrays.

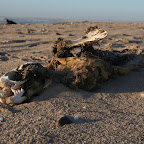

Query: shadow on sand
[[30, 67, 144, 104]]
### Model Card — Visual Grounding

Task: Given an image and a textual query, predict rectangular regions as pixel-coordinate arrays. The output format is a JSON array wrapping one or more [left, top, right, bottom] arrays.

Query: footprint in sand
[[0, 52, 9, 61]]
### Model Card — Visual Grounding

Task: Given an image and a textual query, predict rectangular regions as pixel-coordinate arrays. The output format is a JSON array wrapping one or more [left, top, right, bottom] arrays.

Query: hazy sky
[[0, 0, 144, 21]]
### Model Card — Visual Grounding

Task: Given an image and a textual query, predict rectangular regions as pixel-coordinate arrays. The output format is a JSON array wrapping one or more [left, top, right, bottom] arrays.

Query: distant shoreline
[[0, 16, 144, 24], [0, 16, 85, 24]]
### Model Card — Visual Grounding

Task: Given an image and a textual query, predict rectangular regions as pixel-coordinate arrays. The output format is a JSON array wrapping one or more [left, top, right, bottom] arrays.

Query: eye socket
[[4, 70, 23, 81]]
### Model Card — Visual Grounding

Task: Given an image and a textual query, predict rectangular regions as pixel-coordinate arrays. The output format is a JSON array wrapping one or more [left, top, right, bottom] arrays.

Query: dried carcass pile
[[48, 26, 144, 90], [0, 26, 144, 105]]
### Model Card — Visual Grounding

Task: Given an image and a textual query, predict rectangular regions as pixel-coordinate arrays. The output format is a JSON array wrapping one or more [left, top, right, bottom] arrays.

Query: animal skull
[[0, 62, 50, 106]]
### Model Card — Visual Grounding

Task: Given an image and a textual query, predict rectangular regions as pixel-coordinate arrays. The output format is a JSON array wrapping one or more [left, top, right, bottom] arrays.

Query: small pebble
[[57, 116, 73, 127], [74, 116, 79, 120], [0, 117, 4, 122]]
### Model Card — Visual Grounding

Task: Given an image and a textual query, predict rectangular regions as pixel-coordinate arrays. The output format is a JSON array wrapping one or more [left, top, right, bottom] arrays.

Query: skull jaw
[[0, 88, 26, 106], [0, 75, 27, 105]]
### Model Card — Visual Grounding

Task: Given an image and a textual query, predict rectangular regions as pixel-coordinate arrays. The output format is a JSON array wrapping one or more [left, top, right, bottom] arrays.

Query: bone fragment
[[71, 27, 107, 47]]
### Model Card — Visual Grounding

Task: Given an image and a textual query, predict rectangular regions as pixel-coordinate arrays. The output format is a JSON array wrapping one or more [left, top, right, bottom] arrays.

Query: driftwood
[[0, 26, 144, 105]]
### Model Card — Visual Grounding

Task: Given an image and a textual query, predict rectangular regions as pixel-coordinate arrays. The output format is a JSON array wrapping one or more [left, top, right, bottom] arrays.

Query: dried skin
[[48, 56, 113, 90]]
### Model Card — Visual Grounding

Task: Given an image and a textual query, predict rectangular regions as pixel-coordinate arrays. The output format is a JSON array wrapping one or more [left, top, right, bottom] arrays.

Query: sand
[[0, 22, 144, 143]]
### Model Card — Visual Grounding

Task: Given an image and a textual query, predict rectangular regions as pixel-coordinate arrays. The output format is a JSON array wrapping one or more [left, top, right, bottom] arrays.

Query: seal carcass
[[0, 26, 144, 105], [48, 26, 144, 90]]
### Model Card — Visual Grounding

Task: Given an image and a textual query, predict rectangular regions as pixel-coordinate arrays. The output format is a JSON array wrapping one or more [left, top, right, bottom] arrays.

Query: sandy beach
[[0, 21, 144, 143]]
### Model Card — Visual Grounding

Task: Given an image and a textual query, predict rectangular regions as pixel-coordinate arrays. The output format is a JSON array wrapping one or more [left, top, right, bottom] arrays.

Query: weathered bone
[[18, 62, 37, 70], [71, 26, 107, 47], [0, 70, 16, 83], [0, 69, 24, 84]]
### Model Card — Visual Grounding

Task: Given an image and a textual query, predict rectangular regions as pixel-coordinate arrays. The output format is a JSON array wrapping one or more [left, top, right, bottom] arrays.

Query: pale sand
[[0, 22, 144, 143]]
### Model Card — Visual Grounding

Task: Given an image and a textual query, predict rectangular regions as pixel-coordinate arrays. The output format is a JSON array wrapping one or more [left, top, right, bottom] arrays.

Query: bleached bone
[[0, 62, 37, 84], [0, 69, 24, 84], [0, 70, 16, 83], [18, 62, 36, 70], [71, 26, 107, 47]]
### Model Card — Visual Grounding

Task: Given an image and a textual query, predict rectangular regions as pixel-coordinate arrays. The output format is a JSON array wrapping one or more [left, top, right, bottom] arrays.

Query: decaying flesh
[[48, 26, 144, 90], [52, 26, 108, 58]]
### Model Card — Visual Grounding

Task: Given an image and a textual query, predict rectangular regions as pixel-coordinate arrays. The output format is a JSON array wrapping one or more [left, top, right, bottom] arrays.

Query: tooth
[[11, 88, 21, 96], [11, 88, 15, 94], [17, 90, 19, 94], [0, 98, 3, 103], [11, 81, 26, 90], [20, 88, 24, 93], [11, 88, 16, 95], [9, 89, 26, 104], [15, 90, 18, 95]]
